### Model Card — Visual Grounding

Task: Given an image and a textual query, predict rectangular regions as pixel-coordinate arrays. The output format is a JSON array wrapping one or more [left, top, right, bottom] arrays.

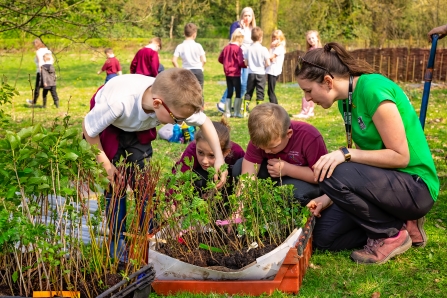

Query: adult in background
[[295, 42, 438, 264], [130, 37, 162, 77], [26, 38, 54, 107], [216, 7, 256, 113]]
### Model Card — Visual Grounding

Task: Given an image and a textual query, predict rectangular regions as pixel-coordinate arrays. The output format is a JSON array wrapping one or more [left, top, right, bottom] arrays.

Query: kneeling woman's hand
[[306, 194, 333, 217], [312, 150, 346, 182]]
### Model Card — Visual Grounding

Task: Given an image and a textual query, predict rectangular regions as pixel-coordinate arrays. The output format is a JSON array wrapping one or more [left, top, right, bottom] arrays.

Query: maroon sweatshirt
[[218, 43, 246, 77], [130, 47, 159, 77]]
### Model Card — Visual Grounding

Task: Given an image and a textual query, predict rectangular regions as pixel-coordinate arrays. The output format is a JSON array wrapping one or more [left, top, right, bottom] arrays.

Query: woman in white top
[[27, 38, 53, 106]]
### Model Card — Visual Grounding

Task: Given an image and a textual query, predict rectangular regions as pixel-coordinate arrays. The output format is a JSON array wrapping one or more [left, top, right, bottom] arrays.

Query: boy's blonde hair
[[251, 27, 263, 42], [152, 68, 202, 115], [272, 30, 286, 48], [184, 23, 198, 38], [248, 103, 291, 148], [43, 53, 52, 62], [230, 28, 245, 44], [195, 117, 231, 151], [239, 7, 256, 28], [151, 37, 162, 50], [104, 48, 113, 55]]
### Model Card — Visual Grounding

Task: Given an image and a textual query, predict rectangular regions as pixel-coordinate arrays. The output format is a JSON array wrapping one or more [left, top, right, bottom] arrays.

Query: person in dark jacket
[[40, 53, 59, 108]]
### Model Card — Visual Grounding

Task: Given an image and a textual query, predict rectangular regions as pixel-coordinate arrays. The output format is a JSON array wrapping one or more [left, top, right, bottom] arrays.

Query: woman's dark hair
[[295, 42, 375, 83], [194, 116, 231, 151]]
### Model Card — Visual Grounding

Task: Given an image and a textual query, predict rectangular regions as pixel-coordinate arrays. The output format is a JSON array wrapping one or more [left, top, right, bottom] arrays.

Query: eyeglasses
[[298, 56, 334, 79], [158, 99, 186, 124]]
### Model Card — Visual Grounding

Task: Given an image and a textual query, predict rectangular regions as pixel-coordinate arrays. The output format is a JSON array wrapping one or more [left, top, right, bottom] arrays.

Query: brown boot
[[406, 217, 427, 247], [350, 230, 412, 265]]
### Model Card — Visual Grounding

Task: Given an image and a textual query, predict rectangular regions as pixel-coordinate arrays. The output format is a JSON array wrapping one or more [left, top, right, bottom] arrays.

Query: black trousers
[[245, 73, 266, 102], [226, 76, 241, 99], [32, 73, 41, 104], [190, 69, 204, 103], [232, 158, 322, 206], [267, 74, 278, 104], [42, 86, 59, 106], [313, 162, 434, 251]]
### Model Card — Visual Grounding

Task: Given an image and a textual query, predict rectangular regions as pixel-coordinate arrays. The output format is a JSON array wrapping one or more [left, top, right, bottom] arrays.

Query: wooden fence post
[[412, 56, 416, 82]]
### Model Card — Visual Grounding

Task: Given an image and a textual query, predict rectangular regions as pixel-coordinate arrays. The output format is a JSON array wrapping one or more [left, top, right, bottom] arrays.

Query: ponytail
[[295, 42, 375, 82]]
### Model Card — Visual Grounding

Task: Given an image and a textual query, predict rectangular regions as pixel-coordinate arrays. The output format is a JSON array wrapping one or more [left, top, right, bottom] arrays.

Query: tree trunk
[[260, 0, 279, 47], [170, 15, 175, 40]]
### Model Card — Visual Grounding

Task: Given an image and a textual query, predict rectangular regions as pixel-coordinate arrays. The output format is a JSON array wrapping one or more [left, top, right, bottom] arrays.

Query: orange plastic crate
[[152, 234, 313, 296]]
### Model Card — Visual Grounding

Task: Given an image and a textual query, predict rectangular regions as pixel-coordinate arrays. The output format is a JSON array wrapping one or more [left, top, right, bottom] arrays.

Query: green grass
[[1, 43, 446, 297]]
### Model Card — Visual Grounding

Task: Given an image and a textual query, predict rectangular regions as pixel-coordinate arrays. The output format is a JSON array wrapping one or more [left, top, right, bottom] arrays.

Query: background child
[[97, 48, 122, 84], [293, 30, 322, 118], [40, 53, 59, 108], [218, 28, 247, 118], [175, 118, 245, 197], [244, 27, 270, 113], [26, 38, 53, 106], [266, 30, 286, 104], [83, 68, 227, 262], [233, 103, 327, 205], [130, 37, 161, 77], [172, 23, 206, 101]]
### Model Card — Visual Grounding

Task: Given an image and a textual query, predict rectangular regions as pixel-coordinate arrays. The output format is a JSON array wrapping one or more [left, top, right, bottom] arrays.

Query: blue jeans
[[105, 73, 118, 84], [220, 68, 248, 103]]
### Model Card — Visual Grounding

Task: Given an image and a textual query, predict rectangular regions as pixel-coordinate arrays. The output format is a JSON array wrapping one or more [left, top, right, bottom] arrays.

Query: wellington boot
[[224, 98, 232, 118], [233, 98, 243, 118]]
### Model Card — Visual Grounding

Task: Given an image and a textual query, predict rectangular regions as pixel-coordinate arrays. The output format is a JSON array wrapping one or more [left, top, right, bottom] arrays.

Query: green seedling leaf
[[17, 127, 33, 141], [6, 186, 16, 198], [6, 133, 19, 149], [38, 183, 50, 189], [64, 152, 79, 161], [12, 271, 18, 283], [199, 243, 224, 253], [32, 133, 46, 142]]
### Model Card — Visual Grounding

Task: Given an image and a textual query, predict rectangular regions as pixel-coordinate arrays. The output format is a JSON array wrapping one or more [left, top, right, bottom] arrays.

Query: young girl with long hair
[[293, 30, 322, 118], [266, 30, 286, 104]]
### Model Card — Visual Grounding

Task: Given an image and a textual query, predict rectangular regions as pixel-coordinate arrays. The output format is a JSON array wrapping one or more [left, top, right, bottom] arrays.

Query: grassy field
[[1, 43, 446, 297]]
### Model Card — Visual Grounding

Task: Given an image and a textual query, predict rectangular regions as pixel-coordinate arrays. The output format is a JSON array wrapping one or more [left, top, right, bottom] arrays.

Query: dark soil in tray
[[156, 231, 281, 270]]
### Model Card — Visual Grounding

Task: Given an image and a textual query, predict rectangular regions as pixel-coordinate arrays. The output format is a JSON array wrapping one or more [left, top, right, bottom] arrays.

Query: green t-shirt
[[337, 74, 439, 201]]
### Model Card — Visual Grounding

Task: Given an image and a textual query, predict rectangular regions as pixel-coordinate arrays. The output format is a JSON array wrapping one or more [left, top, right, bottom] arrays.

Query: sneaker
[[350, 230, 412, 264], [406, 217, 427, 247], [26, 99, 35, 105], [307, 112, 315, 117], [216, 102, 225, 113], [292, 113, 309, 119]]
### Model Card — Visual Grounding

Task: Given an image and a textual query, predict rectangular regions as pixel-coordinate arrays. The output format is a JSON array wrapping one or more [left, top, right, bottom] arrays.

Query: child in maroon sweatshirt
[[218, 28, 247, 118], [97, 48, 122, 84]]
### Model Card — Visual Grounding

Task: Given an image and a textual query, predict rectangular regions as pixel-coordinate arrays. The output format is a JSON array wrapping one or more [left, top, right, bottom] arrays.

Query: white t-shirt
[[173, 40, 206, 70], [84, 74, 207, 138], [244, 42, 270, 75], [266, 45, 286, 76], [35, 48, 53, 73], [240, 27, 253, 56]]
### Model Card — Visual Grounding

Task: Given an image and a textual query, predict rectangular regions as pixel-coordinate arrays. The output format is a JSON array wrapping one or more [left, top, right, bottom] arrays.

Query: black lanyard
[[342, 76, 354, 148]]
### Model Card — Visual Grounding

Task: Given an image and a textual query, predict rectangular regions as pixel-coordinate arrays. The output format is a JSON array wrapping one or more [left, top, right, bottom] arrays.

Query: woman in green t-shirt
[[294, 42, 439, 265]]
